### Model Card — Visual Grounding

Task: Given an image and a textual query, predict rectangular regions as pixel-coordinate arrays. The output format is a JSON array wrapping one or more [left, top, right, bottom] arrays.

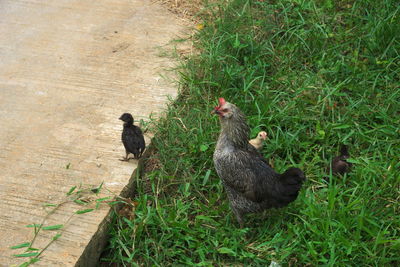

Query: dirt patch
[[144, 149, 162, 173], [157, 0, 205, 22]]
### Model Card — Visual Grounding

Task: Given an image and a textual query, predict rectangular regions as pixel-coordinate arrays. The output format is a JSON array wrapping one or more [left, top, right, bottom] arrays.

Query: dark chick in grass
[[329, 145, 352, 176], [119, 113, 145, 161], [212, 98, 306, 227]]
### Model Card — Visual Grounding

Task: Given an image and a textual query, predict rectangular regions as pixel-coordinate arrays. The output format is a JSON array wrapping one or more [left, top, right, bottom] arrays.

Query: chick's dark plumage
[[119, 113, 145, 161], [329, 145, 352, 176], [212, 98, 306, 227]]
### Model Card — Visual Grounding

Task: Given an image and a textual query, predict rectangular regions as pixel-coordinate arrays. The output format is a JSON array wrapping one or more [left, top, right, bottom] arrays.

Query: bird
[[249, 131, 268, 150], [328, 145, 352, 176], [119, 113, 145, 161], [212, 98, 306, 227]]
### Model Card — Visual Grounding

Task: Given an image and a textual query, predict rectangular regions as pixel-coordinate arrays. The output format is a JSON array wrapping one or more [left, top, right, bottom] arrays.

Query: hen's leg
[[231, 206, 244, 228]]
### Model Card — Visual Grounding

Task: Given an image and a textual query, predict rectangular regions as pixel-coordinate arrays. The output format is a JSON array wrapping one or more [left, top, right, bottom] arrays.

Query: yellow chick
[[249, 131, 267, 150]]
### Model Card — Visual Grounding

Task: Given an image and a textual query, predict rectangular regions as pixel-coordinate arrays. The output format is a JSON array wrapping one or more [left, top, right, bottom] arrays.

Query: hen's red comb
[[218, 98, 226, 106]]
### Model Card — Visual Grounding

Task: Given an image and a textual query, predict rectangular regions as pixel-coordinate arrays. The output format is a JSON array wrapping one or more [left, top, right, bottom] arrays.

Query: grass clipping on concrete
[[102, 0, 399, 265]]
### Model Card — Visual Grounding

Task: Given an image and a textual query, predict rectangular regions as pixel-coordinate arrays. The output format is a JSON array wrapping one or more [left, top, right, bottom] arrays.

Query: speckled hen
[[119, 113, 145, 161], [212, 98, 306, 227]]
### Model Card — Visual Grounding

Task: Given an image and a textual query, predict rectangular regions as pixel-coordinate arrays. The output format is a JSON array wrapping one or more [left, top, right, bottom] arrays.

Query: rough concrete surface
[[0, 0, 187, 265]]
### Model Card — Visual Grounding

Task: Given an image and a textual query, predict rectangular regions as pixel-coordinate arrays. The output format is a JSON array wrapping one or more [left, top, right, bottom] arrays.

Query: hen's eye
[[222, 108, 229, 112]]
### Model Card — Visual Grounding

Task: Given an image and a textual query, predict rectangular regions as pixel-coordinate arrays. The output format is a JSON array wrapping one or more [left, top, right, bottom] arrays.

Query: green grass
[[101, 0, 400, 265]]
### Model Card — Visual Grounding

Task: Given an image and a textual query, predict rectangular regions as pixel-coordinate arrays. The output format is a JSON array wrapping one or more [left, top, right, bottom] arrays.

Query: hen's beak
[[211, 108, 220, 115]]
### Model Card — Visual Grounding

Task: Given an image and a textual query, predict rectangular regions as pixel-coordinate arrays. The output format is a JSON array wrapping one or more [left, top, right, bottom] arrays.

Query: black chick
[[119, 113, 145, 161], [329, 145, 352, 176]]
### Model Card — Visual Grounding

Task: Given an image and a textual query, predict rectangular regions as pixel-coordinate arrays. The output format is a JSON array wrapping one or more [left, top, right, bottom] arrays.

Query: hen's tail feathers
[[277, 167, 306, 206]]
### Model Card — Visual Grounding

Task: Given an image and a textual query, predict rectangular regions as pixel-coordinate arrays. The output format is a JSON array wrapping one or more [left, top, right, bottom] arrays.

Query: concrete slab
[[0, 0, 187, 265]]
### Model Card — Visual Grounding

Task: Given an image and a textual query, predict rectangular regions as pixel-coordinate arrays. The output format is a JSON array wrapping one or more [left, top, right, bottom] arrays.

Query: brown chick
[[329, 145, 352, 176], [249, 131, 267, 150]]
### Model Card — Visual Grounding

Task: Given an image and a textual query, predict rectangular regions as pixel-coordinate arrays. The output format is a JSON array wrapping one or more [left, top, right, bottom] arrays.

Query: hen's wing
[[247, 143, 270, 166], [214, 148, 278, 203]]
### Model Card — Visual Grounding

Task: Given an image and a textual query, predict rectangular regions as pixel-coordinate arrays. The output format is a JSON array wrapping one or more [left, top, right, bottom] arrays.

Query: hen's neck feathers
[[217, 105, 250, 149]]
